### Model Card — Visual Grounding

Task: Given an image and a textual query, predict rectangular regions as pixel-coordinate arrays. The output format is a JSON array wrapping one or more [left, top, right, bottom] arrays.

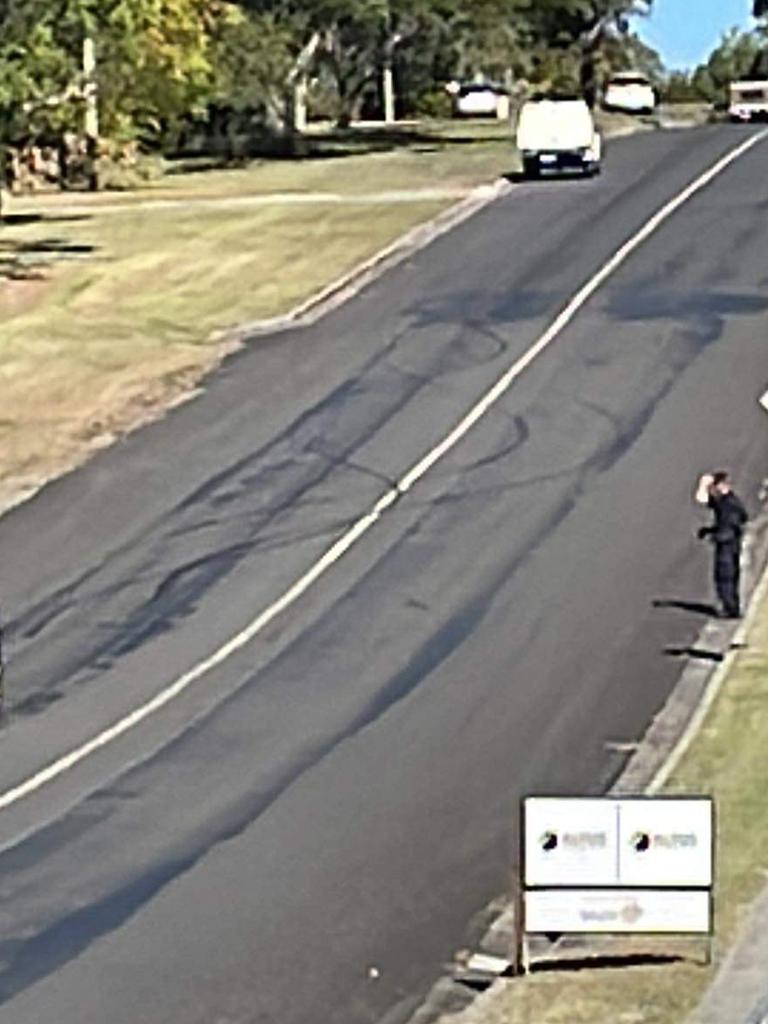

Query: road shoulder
[[411, 511, 768, 1024]]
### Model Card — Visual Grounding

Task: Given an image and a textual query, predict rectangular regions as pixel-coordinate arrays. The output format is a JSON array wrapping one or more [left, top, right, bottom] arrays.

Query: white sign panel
[[618, 799, 712, 887], [524, 797, 713, 888], [525, 889, 711, 935], [524, 798, 618, 887]]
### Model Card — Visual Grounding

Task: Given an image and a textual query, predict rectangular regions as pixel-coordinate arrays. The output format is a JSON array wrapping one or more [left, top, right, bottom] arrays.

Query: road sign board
[[523, 797, 713, 888], [524, 888, 711, 934], [617, 797, 712, 887], [524, 798, 618, 887]]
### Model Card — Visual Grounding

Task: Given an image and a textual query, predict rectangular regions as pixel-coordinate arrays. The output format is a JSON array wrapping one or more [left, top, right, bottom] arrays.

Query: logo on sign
[[629, 831, 697, 852], [620, 900, 644, 925], [540, 831, 558, 851], [631, 832, 650, 852], [539, 830, 607, 852], [578, 899, 644, 925]]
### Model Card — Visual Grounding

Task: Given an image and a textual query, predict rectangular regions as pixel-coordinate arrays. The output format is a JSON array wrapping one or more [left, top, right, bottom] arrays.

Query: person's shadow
[[652, 598, 718, 617]]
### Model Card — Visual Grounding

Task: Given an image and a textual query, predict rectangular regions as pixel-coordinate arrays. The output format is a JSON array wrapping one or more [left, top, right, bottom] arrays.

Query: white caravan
[[729, 81, 768, 122]]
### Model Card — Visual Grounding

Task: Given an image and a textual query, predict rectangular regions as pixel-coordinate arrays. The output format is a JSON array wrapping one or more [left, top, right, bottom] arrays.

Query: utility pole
[[382, 13, 402, 125], [383, 59, 396, 124], [82, 36, 99, 190], [83, 37, 99, 140]]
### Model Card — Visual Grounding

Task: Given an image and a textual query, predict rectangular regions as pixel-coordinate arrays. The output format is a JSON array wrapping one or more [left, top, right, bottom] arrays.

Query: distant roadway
[[0, 124, 767, 1024]]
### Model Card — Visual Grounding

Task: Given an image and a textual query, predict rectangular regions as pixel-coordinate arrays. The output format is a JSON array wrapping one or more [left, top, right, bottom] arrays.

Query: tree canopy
[[0, 0, 657, 185], [662, 18, 768, 108]]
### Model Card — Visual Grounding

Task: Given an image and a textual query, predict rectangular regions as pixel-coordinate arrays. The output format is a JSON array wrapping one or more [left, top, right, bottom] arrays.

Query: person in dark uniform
[[696, 471, 748, 619]]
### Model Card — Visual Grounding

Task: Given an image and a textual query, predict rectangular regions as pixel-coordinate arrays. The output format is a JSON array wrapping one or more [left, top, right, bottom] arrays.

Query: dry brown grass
[[1, 120, 517, 510]]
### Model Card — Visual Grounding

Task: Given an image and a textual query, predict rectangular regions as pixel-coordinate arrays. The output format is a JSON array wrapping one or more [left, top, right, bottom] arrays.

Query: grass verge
[[0, 112, 657, 511], [451, 607, 768, 1024], [0, 120, 515, 510]]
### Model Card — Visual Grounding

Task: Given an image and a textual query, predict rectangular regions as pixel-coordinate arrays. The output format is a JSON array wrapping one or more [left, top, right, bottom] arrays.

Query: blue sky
[[636, 0, 756, 70]]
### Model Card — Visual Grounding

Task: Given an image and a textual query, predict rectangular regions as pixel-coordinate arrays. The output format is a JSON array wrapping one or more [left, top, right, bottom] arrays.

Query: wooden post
[[383, 64, 395, 124], [512, 799, 527, 975]]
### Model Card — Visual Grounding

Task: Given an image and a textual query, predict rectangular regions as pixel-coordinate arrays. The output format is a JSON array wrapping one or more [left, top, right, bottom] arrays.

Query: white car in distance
[[453, 83, 511, 120], [603, 72, 656, 115]]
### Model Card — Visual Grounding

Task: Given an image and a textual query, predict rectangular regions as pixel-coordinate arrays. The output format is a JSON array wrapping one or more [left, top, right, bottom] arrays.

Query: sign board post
[[517, 796, 714, 973]]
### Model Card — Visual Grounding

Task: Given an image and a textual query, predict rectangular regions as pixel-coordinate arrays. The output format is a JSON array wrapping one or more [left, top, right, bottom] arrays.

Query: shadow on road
[[664, 645, 724, 663], [653, 598, 718, 616]]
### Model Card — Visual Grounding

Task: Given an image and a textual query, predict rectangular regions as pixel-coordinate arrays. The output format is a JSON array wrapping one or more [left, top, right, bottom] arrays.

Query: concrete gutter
[[225, 179, 512, 341]]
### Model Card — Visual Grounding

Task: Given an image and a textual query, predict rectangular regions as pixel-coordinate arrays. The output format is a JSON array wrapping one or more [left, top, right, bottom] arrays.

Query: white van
[[729, 81, 768, 122], [603, 72, 656, 115], [516, 96, 602, 178]]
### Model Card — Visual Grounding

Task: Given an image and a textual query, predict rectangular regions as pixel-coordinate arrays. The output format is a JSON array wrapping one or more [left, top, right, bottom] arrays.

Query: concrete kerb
[[404, 511, 768, 1024], [225, 116, 663, 344], [615, 512, 768, 797], [223, 179, 512, 342]]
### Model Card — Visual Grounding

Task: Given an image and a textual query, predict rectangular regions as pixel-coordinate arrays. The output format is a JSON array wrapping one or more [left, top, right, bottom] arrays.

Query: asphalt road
[[1, 124, 767, 1024]]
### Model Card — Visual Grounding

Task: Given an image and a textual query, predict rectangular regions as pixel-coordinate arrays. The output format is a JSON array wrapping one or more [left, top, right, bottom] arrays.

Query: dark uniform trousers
[[714, 540, 741, 617]]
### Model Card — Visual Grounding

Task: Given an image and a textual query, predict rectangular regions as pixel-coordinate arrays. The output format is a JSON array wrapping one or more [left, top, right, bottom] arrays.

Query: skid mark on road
[[1, 129, 766, 814]]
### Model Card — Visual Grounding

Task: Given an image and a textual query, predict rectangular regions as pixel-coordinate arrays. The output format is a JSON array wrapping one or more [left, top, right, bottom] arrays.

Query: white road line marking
[[1, 130, 766, 814]]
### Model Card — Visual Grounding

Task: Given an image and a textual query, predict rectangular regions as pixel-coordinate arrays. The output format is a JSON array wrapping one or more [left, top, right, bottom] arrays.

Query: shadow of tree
[[1, 213, 91, 227], [0, 222, 97, 281], [168, 123, 510, 172]]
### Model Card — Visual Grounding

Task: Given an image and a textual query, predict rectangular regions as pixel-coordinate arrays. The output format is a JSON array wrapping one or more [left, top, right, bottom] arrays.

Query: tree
[[0, 3, 78, 206], [512, 0, 655, 103], [81, 0, 227, 141], [660, 71, 704, 104], [692, 29, 764, 105], [209, 7, 298, 148]]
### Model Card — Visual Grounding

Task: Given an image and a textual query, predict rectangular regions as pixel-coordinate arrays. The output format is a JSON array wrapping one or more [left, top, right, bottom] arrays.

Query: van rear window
[[609, 77, 650, 87]]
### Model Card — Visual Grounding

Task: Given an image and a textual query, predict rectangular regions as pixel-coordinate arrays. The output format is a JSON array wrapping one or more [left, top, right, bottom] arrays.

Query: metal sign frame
[[515, 795, 715, 974]]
